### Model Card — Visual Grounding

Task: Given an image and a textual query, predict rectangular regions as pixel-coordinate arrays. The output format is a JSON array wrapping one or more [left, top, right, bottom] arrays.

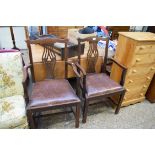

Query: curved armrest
[[22, 64, 31, 104], [108, 58, 127, 86], [108, 58, 127, 70], [66, 61, 81, 78], [22, 64, 32, 83], [74, 62, 86, 76]]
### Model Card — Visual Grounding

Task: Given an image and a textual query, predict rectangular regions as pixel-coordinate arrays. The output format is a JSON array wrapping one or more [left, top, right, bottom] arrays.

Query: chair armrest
[[66, 61, 87, 96], [66, 61, 81, 78], [22, 64, 31, 104], [74, 62, 86, 76], [108, 58, 127, 86], [22, 64, 32, 83]]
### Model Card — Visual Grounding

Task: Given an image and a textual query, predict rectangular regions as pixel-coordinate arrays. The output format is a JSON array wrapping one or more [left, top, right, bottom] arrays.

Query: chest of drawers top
[[114, 32, 155, 68]]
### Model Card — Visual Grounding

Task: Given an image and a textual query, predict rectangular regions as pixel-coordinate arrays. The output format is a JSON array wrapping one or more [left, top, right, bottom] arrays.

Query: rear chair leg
[[27, 109, 35, 129], [115, 90, 125, 114], [75, 103, 80, 128], [82, 100, 89, 123]]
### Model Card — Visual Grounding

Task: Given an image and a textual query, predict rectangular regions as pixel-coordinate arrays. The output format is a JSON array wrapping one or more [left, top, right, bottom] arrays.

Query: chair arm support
[[22, 64, 32, 83], [66, 61, 81, 78], [67, 61, 87, 95], [22, 64, 31, 104], [108, 58, 127, 86], [74, 62, 86, 76]]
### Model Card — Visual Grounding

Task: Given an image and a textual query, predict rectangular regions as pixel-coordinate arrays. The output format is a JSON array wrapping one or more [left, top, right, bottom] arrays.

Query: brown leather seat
[[86, 73, 123, 97], [29, 79, 80, 108]]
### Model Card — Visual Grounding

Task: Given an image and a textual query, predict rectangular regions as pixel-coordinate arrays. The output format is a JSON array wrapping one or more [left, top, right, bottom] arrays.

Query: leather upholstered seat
[[29, 79, 80, 108], [86, 73, 123, 97]]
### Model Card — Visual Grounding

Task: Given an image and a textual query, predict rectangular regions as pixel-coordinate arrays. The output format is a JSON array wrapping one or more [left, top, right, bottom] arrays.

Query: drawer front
[[123, 85, 144, 101], [125, 72, 154, 87], [123, 72, 154, 103], [131, 54, 155, 66], [135, 44, 155, 54], [126, 64, 155, 78]]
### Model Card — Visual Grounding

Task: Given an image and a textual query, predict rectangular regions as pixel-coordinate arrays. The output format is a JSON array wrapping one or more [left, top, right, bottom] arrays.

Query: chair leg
[[27, 109, 35, 129], [115, 91, 125, 114], [75, 103, 80, 128], [82, 99, 89, 123]]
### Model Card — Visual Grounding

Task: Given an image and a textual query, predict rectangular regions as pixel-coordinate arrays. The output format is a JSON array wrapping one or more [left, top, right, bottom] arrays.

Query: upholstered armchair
[[0, 50, 30, 128]]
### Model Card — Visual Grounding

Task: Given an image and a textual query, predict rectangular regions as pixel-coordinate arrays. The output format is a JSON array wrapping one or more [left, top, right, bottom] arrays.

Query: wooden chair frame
[[73, 36, 127, 123], [25, 38, 81, 128]]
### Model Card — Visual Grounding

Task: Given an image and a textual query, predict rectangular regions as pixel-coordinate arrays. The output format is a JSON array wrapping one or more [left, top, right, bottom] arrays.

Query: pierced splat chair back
[[78, 36, 109, 73], [26, 38, 68, 82]]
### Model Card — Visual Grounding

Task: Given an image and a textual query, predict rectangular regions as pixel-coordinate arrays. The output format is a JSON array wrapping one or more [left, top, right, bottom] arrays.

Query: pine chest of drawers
[[110, 32, 155, 106]]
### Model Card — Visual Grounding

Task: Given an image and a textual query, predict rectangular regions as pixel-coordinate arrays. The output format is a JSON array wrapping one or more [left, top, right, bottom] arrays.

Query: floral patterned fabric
[[0, 52, 24, 98], [0, 95, 28, 129]]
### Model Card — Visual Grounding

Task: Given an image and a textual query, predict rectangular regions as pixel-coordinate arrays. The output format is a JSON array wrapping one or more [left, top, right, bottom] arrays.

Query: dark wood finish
[[107, 26, 130, 40], [26, 38, 81, 128], [47, 26, 84, 38], [75, 36, 126, 123], [146, 74, 155, 103], [10, 26, 20, 50]]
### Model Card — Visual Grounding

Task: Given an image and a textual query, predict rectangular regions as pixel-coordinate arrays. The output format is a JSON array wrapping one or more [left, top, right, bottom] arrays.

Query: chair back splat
[[26, 38, 68, 81], [78, 36, 109, 73]]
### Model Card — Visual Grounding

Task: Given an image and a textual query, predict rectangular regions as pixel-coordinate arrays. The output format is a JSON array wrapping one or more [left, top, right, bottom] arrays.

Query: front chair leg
[[115, 90, 125, 114], [82, 99, 89, 123], [27, 109, 36, 129], [75, 103, 80, 128]]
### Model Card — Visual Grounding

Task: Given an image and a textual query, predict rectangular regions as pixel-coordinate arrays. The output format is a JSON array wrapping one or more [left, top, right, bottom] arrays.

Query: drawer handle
[[140, 93, 144, 96], [143, 85, 147, 88], [151, 67, 155, 70], [147, 76, 151, 80], [129, 80, 133, 83], [126, 89, 130, 92], [132, 69, 137, 73], [139, 47, 144, 50], [136, 58, 141, 62]]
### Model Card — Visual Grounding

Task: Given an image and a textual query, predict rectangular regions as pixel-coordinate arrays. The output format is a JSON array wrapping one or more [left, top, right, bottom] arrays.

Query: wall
[[0, 26, 27, 49]]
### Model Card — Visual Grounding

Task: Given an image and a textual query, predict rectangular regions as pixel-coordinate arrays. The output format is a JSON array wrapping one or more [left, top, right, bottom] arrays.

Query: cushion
[[28, 79, 80, 108], [0, 95, 28, 129], [0, 52, 24, 98], [86, 73, 123, 97]]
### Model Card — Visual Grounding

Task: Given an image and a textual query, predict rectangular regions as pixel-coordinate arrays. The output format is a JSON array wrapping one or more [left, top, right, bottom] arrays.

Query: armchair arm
[[66, 61, 87, 96], [108, 58, 127, 86], [66, 61, 81, 78], [74, 62, 86, 76], [74, 62, 87, 94], [22, 64, 32, 104], [23, 64, 32, 83]]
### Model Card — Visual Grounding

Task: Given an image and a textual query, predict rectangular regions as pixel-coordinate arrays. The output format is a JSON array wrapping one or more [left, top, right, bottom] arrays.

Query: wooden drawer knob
[[126, 89, 130, 92], [143, 85, 147, 88], [140, 93, 144, 96], [136, 58, 141, 62], [147, 76, 151, 80], [139, 47, 144, 50], [129, 80, 133, 83], [151, 67, 155, 70], [132, 69, 137, 73]]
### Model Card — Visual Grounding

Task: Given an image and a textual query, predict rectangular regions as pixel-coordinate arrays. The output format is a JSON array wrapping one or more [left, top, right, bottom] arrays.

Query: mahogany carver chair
[[74, 36, 127, 123], [26, 38, 81, 128]]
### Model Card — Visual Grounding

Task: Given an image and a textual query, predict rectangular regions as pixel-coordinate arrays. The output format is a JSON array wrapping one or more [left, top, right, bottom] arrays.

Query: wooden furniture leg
[[27, 110, 35, 129], [75, 104, 80, 128], [115, 90, 126, 114], [82, 100, 89, 123]]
